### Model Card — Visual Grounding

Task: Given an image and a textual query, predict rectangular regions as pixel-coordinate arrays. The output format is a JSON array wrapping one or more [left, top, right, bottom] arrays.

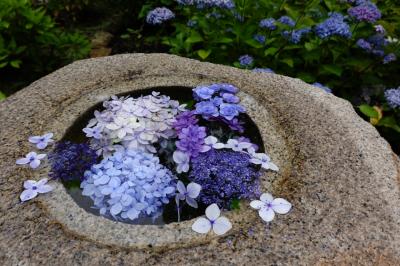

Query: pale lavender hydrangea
[[146, 7, 175, 25], [348, 2, 381, 23], [384, 87, 400, 108], [28, 133, 54, 149], [259, 18, 276, 30], [81, 149, 176, 221]]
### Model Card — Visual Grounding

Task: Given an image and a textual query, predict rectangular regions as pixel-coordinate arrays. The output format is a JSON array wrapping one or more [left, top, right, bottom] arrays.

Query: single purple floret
[[277, 16, 295, 27]]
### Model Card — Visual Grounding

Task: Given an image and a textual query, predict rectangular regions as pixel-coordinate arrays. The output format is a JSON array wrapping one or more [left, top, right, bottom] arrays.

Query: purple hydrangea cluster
[[176, 125, 207, 158], [189, 149, 261, 208], [239, 54, 254, 67], [81, 149, 177, 220], [348, 1, 381, 23], [173, 110, 199, 133], [146, 7, 175, 25], [283, 27, 311, 44], [259, 18, 276, 30], [253, 34, 266, 44], [384, 87, 400, 109], [49, 142, 97, 182], [277, 16, 295, 27], [193, 83, 246, 123], [356, 34, 391, 59], [315, 12, 351, 39]]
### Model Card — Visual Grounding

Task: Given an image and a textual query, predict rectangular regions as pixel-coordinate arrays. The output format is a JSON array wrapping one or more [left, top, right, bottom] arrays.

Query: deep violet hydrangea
[[384, 87, 400, 109], [189, 149, 261, 209], [277, 16, 295, 27], [348, 2, 381, 23], [146, 7, 175, 25], [176, 125, 207, 158], [81, 149, 176, 220], [259, 18, 276, 30], [173, 110, 199, 133], [48, 142, 97, 182], [239, 55, 254, 67], [315, 12, 351, 39]]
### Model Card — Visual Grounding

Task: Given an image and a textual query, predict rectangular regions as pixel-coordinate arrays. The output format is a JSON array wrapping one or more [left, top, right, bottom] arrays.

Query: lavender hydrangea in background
[[49, 142, 97, 182], [313, 82, 332, 93], [81, 149, 176, 220], [146, 7, 175, 25], [384, 87, 400, 109], [189, 149, 261, 208], [348, 1, 381, 23], [253, 34, 266, 44], [315, 12, 351, 39], [239, 54, 254, 67], [259, 18, 276, 30], [374, 25, 385, 34], [383, 53, 397, 64], [277, 16, 295, 27]]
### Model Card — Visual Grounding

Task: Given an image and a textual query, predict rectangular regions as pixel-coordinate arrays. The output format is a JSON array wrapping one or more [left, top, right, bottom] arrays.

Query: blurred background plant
[[0, 0, 399, 152]]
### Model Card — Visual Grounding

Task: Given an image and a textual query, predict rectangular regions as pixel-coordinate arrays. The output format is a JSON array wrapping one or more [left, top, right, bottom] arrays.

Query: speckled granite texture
[[1, 54, 399, 265]]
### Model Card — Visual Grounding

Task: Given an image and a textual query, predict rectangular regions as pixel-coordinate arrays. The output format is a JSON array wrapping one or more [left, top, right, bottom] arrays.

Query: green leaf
[[245, 39, 264, 49], [10, 60, 22, 68], [281, 58, 294, 67], [264, 47, 278, 56], [321, 64, 342, 77], [297, 72, 315, 83], [185, 32, 203, 44], [197, 49, 211, 59], [230, 198, 240, 210], [304, 42, 316, 51], [358, 104, 379, 118], [215, 37, 234, 44], [0, 62, 7, 68], [0, 91, 5, 101], [377, 116, 400, 132]]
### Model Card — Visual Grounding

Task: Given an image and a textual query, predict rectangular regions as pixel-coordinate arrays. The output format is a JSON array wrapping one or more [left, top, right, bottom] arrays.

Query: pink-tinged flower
[[16, 152, 46, 169], [192, 204, 232, 235], [20, 178, 53, 202], [28, 133, 54, 149], [250, 193, 292, 222]]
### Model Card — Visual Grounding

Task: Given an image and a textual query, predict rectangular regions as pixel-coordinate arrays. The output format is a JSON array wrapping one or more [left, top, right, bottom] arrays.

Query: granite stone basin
[[1, 54, 399, 265]]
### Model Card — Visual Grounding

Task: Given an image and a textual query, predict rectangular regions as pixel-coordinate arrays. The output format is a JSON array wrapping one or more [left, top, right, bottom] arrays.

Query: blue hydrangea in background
[[383, 53, 397, 64], [277, 16, 295, 27], [239, 54, 254, 67], [283, 27, 311, 44], [49, 142, 97, 182], [189, 149, 261, 208], [259, 18, 276, 30], [146, 7, 175, 25], [253, 34, 266, 44], [81, 149, 176, 220], [315, 12, 351, 39], [385, 87, 400, 109], [348, 1, 381, 23]]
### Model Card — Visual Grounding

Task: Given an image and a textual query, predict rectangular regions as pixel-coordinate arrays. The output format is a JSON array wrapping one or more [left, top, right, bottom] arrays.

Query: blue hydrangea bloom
[[283, 27, 311, 44], [383, 53, 397, 64], [194, 100, 219, 117], [195, 0, 235, 9], [259, 18, 276, 30], [348, 2, 381, 23], [49, 142, 97, 182], [277, 16, 295, 27], [313, 82, 332, 93], [384, 87, 400, 109], [81, 149, 176, 221], [176, 0, 194, 5], [239, 54, 254, 67], [146, 7, 175, 25], [315, 12, 351, 39], [253, 34, 266, 44], [357, 38, 373, 51], [189, 149, 261, 209]]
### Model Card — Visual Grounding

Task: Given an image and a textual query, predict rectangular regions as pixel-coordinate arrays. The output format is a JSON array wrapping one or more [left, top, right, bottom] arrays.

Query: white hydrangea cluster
[[81, 149, 177, 220], [83, 92, 185, 156]]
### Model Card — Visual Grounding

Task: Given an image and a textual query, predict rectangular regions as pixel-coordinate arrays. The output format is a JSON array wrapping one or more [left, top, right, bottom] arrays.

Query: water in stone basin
[[61, 87, 264, 225]]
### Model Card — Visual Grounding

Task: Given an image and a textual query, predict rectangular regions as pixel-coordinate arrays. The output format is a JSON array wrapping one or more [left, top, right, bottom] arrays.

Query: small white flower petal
[[213, 143, 225, 149], [204, 136, 218, 145], [260, 193, 273, 203], [205, 203, 220, 221], [36, 142, 47, 149], [37, 184, 53, 194], [29, 159, 41, 169], [250, 200, 264, 210], [186, 197, 198, 208], [192, 217, 212, 234], [187, 182, 201, 198], [28, 136, 41, 143], [176, 181, 186, 194], [259, 207, 275, 222], [36, 154, 46, 160], [212, 216, 232, 235], [23, 180, 37, 189], [249, 158, 261, 165], [268, 162, 279, 171], [16, 158, 30, 165], [20, 189, 38, 202], [37, 178, 48, 186], [200, 145, 211, 153], [271, 198, 292, 214]]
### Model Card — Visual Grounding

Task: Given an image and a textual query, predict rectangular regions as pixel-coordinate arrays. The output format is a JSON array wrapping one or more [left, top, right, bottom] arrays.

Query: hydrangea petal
[[213, 216, 232, 235], [272, 198, 292, 214], [186, 197, 198, 208], [23, 180, 37, 189], [259, 207, 275, 222], [268, 162, 279, 171], [37, 184, 53, 193], [250, 200, 264, 210], [260, 193, 273, 203], [205, 203, 220, 221], [187, 182, 201, 198], [30, 159, 41, 169], [20, 189, 38, 202], [110, 203, 123, 216], [176, 181, 186, 194], [192, 217, 211, 234], [16, 158, 30, 165]]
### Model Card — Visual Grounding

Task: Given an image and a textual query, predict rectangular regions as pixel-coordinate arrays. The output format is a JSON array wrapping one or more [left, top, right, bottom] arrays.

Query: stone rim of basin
[[1, 54, 399, 262]]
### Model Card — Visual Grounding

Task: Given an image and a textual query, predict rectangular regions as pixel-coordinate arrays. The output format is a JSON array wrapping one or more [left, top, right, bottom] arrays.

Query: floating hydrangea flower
[[250, 193, 292, 222], [84, 92, 184, 155], [253, 68, 275, 74], [239, 54, 254, 67], [81, 149, 176, 220], [277, 16, 295, 27], [146, 7, 175, 25], [383, 53, 396, 64], [28, 133, 54, 149], [312, 82, 332, 93], [315, 12, 351, 39], [20, 178, 53, 202], [384, 87, 400, 109], [259, 18, 276, 30], [249, 152, 279, 171], [48, 142, 97, 182], [201, 136, 225, 152], [224, 138, 252, 152], [172, 150, 190, 173], [192, 203, 232, 235], [175, 181, 202, 208], [189, 149, 261, 208], [16, 152, 46, 169], [176, 125, 207, 158], [348, 2, 381, 23]]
